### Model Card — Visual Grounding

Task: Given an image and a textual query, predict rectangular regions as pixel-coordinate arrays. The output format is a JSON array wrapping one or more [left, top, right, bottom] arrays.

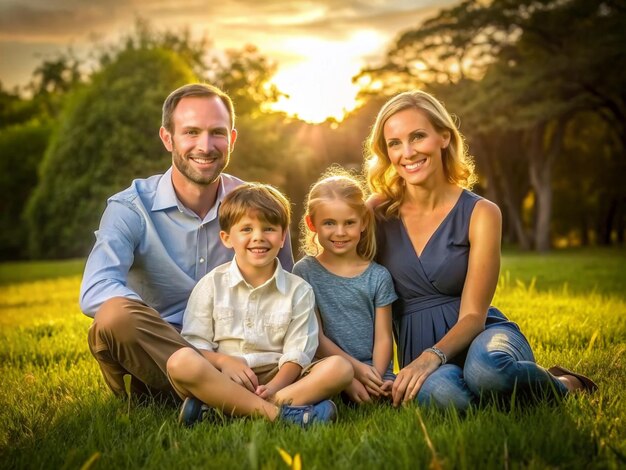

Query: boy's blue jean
[[416, 323, 568, 411]]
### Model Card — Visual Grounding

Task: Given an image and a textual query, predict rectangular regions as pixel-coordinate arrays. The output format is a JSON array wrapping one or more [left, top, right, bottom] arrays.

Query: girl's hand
[[354, 361, 384, 396], [219, 356, 259, 392], [380, 379, 394, 397], [391, 353, 440, 407], [345, 378, 372, 404]]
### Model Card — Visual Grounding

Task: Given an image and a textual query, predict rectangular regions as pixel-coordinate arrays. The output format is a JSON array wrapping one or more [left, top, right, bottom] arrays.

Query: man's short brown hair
[[162, 83, 235, 132]]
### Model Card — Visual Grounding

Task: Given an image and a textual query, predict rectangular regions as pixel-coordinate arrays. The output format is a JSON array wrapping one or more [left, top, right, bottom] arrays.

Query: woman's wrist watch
[[424, 347, 447, 365]]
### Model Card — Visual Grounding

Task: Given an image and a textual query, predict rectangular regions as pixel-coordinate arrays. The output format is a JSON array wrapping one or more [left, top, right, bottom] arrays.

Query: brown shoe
[[548, 366, 598, 393]]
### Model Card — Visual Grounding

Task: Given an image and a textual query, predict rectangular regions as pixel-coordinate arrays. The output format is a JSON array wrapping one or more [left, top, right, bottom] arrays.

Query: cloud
[[0, 1, 128, 42], [0, 0, 453, 41], [0, 0, 457, 88]]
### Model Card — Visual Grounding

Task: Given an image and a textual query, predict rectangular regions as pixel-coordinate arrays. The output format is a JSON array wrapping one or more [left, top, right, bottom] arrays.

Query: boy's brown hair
[[219, 183, 291, 233]]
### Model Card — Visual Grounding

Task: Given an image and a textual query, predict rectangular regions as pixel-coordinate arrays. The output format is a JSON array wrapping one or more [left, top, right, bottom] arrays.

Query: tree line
[[1, 0, 624, 261]]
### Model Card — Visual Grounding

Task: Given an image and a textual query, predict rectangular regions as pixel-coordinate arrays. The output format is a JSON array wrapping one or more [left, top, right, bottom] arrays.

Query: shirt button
[[199, 257, 205, 264]]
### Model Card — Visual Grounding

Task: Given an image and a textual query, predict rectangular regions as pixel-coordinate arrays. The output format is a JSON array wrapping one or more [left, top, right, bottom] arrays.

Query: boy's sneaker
[[279, 399, 338, 428], [178, 396, 210, 427]]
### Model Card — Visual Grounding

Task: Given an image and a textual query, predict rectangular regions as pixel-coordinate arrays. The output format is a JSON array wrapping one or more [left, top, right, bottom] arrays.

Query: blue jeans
[[416, 323, 568, 411]]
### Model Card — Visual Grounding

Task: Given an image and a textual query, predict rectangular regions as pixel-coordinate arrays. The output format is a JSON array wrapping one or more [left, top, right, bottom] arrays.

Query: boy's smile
[[220, 212, 286, 286]]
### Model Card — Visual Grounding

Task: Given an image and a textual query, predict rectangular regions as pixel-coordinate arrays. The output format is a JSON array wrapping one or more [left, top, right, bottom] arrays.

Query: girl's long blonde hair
[[365, 90, 477, 218], [300, 167, 376, 261]]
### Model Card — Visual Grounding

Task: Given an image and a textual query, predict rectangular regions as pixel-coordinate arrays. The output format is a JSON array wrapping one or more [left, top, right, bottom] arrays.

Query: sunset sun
[[269, 31, 384, 123]]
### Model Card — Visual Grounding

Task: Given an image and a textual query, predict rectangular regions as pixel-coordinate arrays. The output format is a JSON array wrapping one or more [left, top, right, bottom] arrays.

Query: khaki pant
[[87, 297, 192, 400], [252, 360, 322, 385]]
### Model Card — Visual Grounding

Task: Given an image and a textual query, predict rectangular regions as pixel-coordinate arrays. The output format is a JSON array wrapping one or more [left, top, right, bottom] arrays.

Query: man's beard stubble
[[172, 145, 229, 186]]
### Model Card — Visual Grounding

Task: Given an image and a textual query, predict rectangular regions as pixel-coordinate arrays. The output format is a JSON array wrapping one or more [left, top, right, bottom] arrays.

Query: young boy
[[167, 183, 353, 427]]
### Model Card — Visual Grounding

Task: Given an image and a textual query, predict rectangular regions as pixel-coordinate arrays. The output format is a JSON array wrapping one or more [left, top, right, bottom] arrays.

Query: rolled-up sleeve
[[79, 200, 144, 317], [278, 286, 318, 368], [181, 277, 217, 351]]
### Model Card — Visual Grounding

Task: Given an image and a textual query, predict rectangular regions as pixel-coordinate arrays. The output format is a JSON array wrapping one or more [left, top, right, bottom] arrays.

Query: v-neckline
[[399, 189, 466, 259]]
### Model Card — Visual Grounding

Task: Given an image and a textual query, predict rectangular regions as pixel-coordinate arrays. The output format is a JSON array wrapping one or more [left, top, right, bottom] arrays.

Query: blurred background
[[1, 0, 624, 261]]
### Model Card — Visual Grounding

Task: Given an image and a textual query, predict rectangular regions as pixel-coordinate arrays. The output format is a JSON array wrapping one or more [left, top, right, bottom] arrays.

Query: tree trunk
[[474, 133, 531, 250], [532, 172, 552, 252], [528, 123, 549, 251], [580, 213, 589, 246], [598, 197, 617, 245], [528, 117, 568, 252], [617, 200, 625, 245]]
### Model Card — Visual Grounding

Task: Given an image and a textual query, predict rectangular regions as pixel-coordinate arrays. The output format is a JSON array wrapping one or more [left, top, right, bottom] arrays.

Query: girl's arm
[[314, 310, 385, 395], [392, 200, 502, 406], [372, 304, 393, 377]]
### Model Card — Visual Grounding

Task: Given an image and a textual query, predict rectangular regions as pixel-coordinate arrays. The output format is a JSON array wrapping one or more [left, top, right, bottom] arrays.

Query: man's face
[[160, 96, 237, 186]]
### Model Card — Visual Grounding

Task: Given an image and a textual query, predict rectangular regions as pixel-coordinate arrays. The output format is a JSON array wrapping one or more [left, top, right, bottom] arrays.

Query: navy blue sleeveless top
[[376, 189, 511, 368]]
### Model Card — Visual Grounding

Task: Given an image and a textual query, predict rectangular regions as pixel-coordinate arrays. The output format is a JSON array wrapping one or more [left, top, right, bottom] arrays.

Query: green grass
[[1, 248, 625, 469], [0, 258, 85, 285]]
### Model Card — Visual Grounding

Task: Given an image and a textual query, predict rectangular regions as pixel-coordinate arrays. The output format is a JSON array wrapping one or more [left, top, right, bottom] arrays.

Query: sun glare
[[270, 31, 384, 123]]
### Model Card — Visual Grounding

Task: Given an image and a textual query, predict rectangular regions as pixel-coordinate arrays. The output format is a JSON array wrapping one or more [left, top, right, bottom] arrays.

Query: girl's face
[[307, 199, 366, 258], [383, 107, 450, 188]]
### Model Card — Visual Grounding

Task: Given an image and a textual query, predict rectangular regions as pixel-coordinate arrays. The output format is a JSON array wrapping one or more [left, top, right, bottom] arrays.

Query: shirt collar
[[152, 167, 179, 212], [152, 167, 227, 219], [227, 257, 287, 294]]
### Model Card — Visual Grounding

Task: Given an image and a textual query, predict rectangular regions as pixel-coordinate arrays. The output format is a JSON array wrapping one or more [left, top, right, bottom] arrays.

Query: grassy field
[[0, 248, 625, 469]]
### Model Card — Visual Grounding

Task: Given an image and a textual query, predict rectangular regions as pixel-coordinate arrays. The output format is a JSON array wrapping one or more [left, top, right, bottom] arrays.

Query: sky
[[0, 0, 457, 122]]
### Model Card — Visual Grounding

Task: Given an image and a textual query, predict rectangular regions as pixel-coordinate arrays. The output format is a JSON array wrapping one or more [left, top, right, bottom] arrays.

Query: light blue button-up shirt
[[79, 167, 294, 328]]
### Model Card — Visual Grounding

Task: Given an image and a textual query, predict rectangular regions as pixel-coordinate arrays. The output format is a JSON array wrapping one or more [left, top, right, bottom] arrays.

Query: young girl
[[293, 170, 398, 404]]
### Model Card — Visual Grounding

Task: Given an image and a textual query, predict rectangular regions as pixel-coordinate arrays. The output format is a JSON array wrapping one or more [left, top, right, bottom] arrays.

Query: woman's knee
[[417, 365, 474, 411], [464, 329, 529, 396], [464, 363, 514, 396]]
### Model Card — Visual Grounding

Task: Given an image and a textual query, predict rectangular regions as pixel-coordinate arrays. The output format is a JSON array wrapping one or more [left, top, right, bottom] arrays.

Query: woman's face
[[383, 107, 450, 188]]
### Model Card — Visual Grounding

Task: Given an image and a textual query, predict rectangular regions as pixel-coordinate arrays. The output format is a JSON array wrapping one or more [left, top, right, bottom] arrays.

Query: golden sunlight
[[270, 31, 383, 123]]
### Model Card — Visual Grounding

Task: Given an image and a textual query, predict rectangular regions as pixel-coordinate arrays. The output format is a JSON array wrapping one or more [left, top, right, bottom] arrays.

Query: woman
[[366, 90, 597, 410]]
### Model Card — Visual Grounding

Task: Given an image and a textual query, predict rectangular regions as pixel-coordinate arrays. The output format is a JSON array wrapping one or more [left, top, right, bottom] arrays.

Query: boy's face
[[220, 211, 286, 279]]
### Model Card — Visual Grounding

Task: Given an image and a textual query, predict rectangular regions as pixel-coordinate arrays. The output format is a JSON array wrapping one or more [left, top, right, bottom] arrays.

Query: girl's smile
[[308, 200, 366, 259]]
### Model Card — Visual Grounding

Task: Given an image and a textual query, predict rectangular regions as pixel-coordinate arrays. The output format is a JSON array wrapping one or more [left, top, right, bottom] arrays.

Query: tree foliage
[[15, 20, 299, 259], [0, 119, 52, 259], [355, 0, 626, 249], [25, 47, 196, 258]]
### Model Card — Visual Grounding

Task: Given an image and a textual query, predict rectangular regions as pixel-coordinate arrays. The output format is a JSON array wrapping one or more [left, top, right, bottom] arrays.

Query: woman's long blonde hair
[[365, 90, 477, 218], [300, 167, 376, 261]]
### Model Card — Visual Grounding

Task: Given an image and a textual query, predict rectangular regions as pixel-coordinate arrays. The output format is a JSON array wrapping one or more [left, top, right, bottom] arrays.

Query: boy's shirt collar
[[227, 257, 287, 294]]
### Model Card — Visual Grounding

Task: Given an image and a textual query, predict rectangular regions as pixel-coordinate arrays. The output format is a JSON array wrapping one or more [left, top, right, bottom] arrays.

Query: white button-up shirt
[[182, 258, 318, 369]]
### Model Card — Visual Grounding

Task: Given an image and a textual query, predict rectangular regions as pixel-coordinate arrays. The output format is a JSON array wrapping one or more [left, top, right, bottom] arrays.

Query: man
[[79, 83, 293, 399]]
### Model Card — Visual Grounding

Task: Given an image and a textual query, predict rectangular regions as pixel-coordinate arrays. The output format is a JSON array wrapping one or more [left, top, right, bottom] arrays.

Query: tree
[[21, 18, 304, 259], [25, 47, 196, 258], [0, 119, 52, 259], [208, 45, 284, 117], [355, 0, 626, 249]]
